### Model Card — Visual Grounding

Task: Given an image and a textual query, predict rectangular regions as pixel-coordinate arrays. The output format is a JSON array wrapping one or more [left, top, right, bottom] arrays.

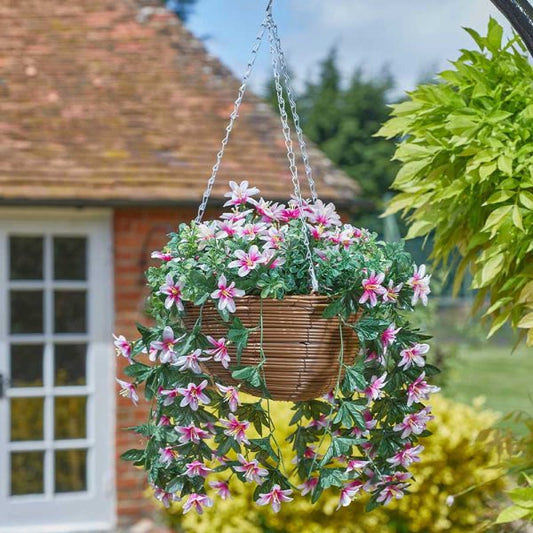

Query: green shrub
[[158, 394, 506, 532]]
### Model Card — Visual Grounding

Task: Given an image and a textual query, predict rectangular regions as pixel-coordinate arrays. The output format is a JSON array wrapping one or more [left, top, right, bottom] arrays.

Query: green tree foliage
[[265, 50, 398, 231], [377, 18, 533, 346]]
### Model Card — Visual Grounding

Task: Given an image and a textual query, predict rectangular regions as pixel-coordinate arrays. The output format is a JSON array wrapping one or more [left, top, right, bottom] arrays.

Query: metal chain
[[268, 20, 318, 202], [194, 16, 268, 223], [266, 15, 319, 292]]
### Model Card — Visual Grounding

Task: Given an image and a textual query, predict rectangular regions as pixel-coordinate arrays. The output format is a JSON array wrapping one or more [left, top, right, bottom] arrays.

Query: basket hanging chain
[[266, 15, 319, 292], [267, 17, 318, 202], [194, 15, 268, 223]]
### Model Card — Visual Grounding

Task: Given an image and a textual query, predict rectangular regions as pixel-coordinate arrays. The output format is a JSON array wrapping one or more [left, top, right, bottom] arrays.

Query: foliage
[[160, 394, 507, 532], [116, 181, 438, 516], [265, 50, 399, 230], [377, 18, 533, 345]]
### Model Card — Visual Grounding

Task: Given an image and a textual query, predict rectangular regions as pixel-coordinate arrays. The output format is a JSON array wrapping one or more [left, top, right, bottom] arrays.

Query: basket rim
[[185, 294, 333, 306]]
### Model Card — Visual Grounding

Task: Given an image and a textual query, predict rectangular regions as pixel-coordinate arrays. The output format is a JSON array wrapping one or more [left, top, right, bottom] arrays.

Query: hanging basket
[[184, 296, 359, 401]]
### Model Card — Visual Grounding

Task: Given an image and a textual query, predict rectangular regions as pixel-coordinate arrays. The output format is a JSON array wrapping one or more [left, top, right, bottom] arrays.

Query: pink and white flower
[[237, 222, 267, 240], [182, 493, 213, 515], [206, 337, 230, 369], [185, 460, 212, 478], [153, 485, 180, 508], [398, 343, 430, 370], [228, 245, 266, 277], [158, 446, 177, 466], [393, 407, 434, 439], [159, 388, 180, 406], [209, 480, 231, 500], [298, 477, 319, 496], [173, 349, 210, 374], [216, 383, 240, 412], [377, 484, 406, 505], [157, 414, 171, 427], [386, 443, 424, 468], [220, 414, 250, 444], [407, 264, 431, 306], [113, 334, 132, 362], [216, 218, 244, 239], [256, 484, 293, 513], [337, 480, 363, 509], [151, 250, 173, 262], [364, 372, 388, 401], [197, 221, 217, 248], [308, 199, 341, 227], [116, 378, 138, 406], [175, 423, 210, 444], [159, 274, 184, 311], [259, 227, 285, 249], [407, 372, 440, 406], [346, 459, 369, 472], [383, 280, 403, 303], [220, 208, 253, 222], [177, 380, 210, 411], [263, 248, 286, 269], [234, 454, 268, 484], [150, 326, 181, 364], [223, 180, 260, 207], [381, 324, 400, 352], [211, 275, 245, 313], [359, 272, 387, 307]]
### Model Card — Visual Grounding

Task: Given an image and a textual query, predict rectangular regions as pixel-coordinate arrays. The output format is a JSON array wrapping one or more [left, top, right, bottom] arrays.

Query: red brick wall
[[113, 206, 219, 528]]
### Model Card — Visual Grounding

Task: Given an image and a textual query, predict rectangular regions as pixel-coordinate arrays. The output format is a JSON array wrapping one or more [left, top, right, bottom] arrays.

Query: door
[[0, 211, 115, 532]]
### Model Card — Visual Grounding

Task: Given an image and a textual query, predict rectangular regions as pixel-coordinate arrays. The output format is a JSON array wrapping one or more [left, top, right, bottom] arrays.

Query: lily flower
[[177, 380, 210, 411], [116, 378, 138, 406], [182, 493, 213, 515], [359, 272, 387, 307], [159, 274, 184, 311], [298, 477, 319, 496], [407, 372, 440, 406], [211, 274, 245, 313], [209, 480, 231, 500], [159, 388, 180, 406], [381, 323, 400, 352], [173, 349, 210, 374], [175, 423, 210, 444], [216, 383, 240, 412], [393, 407, 434, 439], [153, 486, 180, 508], [228, 245, 266, 277], [364, 372, 388, 401], [158, 446, 177, 466], [377, 484, 407, 505], [383, 279, 403, 303], [220, 414, 250, 444], [206, 337, 230, 368], [308, 199, 341, 227], [223, 180, 260, 207], [150, 326, 181, 364], [256, 484, 293, 513], [151, 250, 173, 262], [398, 343, 430, 370], [407, 264, 431, 306], [184, 460, 212, 478], [386, 443, 424, 468], [113, 334, 132, 362], [234, 454, 268, 484], [337, 480, 363, 509]]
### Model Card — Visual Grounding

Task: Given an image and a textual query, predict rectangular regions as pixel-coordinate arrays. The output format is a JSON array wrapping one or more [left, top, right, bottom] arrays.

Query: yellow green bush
[[158, 394, 506, 532]]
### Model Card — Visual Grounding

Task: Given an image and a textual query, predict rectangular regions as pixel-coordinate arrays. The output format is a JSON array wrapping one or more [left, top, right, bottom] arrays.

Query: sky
[[187, 0, 511, 97]]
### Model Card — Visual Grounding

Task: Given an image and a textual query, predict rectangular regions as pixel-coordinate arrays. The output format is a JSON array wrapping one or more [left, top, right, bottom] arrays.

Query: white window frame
[[0, 208, 116, 533]]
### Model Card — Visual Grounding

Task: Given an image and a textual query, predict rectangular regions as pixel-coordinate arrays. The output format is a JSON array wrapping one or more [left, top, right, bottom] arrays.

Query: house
[[0, 0, 359, 531]]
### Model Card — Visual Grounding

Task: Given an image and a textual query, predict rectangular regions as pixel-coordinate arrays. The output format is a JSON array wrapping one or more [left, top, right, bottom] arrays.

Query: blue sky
[[187, 1, 510, 96]]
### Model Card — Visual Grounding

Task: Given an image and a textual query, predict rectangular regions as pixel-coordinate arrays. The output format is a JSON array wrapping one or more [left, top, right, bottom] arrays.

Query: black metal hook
[[489, 0, 533, 56]]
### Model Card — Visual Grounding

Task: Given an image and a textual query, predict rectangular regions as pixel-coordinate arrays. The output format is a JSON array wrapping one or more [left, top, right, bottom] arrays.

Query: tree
[[162, 0, 197, 21]]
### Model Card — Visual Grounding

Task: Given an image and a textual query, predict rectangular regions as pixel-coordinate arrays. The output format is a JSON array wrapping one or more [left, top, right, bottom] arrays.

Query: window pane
[[54, 396, 87, 440], [10, 236, 43, 280], [10, 344, 44, 387], [55, 344, 86, 386], [10, 397, 44, 441], [10, 451, 45, 495], [55, 449, 87, 493], [10, 291, 43, 334], [53, 237, 87, 281], [54, 291, 86, 333]]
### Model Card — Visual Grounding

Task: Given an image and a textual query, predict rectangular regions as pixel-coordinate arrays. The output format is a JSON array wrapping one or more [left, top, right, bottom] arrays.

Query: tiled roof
[[0, 0, 359, 207]]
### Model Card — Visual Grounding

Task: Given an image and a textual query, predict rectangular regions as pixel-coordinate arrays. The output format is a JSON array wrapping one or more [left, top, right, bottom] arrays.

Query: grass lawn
[[442, 342, 533, 423]]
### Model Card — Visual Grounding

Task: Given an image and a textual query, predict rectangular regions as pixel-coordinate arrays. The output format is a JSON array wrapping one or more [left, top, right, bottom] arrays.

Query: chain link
[[266, 15, 318, 292], [194, 16, 268, 223]]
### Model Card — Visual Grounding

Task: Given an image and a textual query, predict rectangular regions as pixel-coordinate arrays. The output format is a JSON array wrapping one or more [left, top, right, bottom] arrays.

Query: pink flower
[[381, 323, 400, 352], [153, 486, 180, 508], [259, 227, 285, 249], [175, 423, 210, 444], [185, 460, 212, 478], [150, 326, 181, 364], [377, 484, 406, 505], [308, 199, 341, 227], [359, 272, 387, 307], [159, 274, 184, 311], [158, 446, 177, 466], [234, 454, 268, 484], [151, 250, 173, 262], [407, 372, 440, 406], [216, 383, 240, 412], [386, 443, 424, 468], [398, 343, 430, 370], [209, 480, 231, 500], [337, 480, 363, 509], [364, 372, 388, 401], [256, 484, 293, 513], [220, 208, 253, 222], [206, 337, 230, 369], [263, 248, 286, 269], [174, 349, 210, 374], [216, 218, 244, 239], [182, 493, 213, 515], [157, 415, 172, 427], [116, 378, 138, 406], [223, 180, 260, 207], [346, 459, 369, 472], [113, 334, 132, 362], [228, 245, 266, 277], [307, 414, 329, 429], [177, 380, 210, 411], [298, 477, 319, 496], [159, 388, 180, 406], [220, 414, 250, 444], [197, 221, 217, 248], [383, 280, 403, 303], [237, 222, 268, 240], [393, 407, 434, 439], [308, 224, 329, 240], [211, 274, 245, 313], [407, 264, 431, 306], [329, 227, 355, 249]]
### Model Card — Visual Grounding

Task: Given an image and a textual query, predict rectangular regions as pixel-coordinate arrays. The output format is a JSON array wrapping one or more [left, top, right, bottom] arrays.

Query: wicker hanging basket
[[184, 296, 359, 401]]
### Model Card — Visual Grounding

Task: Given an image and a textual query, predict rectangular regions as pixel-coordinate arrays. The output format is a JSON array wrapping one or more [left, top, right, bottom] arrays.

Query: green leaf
[[323, 298, 344, 319], [227, 317, 251, 363], [341, 364, 367, 394], [318, 468, 345, 489], [123, 363, 153, 381], [120, 449, 145, 462], [249, 437, 279, 462], [495, 505, 531, 524], [508, 487, 533, 508], [231, 366, 262, 388], [512, 205, 524, 231], [486, 17, 503, 53], [519, 191, 533, 210], [517, 312, 533, 329], [481, 205, 512, 232]]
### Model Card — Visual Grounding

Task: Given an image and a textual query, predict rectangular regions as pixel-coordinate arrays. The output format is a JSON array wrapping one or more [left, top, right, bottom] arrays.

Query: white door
[[0, 210, 115, 533]]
